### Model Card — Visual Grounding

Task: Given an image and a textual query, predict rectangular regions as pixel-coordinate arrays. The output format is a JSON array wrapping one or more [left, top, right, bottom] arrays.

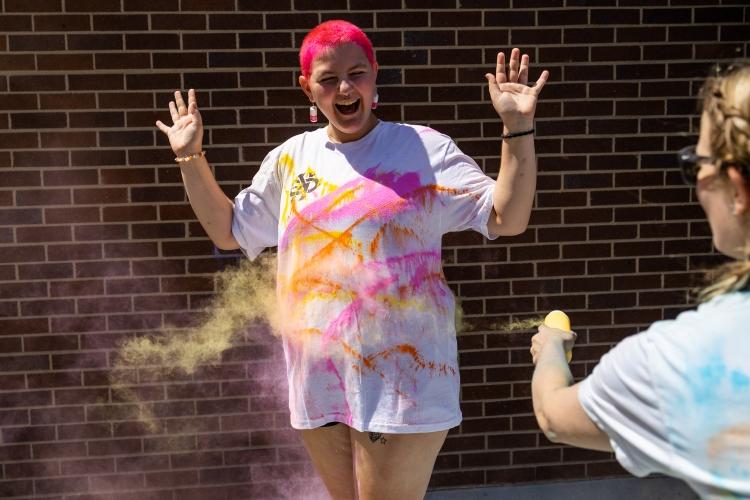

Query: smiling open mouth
[[335, 99, 360, 115]]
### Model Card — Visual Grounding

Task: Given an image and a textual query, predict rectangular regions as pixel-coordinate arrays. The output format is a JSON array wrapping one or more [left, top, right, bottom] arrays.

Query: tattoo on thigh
[[368, 432, 387, 445]]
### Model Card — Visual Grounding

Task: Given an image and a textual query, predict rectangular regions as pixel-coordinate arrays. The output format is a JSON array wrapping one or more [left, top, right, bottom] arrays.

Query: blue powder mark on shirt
[[695, 356, 727, 405], [685, 350, 750, 483], [731, 370, 750, 391]]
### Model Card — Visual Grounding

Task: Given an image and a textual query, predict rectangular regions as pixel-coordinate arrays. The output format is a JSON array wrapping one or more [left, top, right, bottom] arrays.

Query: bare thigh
[[299, 424, 356, 500], [352, 428, 449, 500]]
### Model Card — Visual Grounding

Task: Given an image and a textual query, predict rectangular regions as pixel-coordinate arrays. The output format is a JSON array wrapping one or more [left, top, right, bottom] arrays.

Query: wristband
[[175, 150, 205, 163], [501, 128, 534, 140]]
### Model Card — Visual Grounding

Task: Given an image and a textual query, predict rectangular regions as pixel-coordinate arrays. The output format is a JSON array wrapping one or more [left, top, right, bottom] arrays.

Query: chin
[[714, 238, 745, 259], [332, 114, 372, 137], [333, 119, 362, 133]]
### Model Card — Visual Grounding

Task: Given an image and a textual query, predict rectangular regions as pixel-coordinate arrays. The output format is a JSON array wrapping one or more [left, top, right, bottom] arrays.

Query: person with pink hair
[[157, 20, 548, 499]]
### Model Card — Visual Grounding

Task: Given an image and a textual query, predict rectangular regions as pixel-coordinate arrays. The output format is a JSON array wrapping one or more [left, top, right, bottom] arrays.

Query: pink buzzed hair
[[299, 20, 375, 78]]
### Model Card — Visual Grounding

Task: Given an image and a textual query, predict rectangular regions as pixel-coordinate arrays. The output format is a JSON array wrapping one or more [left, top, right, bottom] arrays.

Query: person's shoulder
[[693, 290, 750, 333], [700, 290, 750, 312], [276, 126, 327, 151], [258, 128, 325, 180], [380, 121, 453, 147], [382, 122, 451, 141], [667, 291, 750, 328], [644, 291, 750, 355], [261, 127, 325, 164]]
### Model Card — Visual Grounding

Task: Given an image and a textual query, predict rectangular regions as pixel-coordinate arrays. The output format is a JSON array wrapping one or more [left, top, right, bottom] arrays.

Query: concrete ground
[[426, 476, 699, 499]]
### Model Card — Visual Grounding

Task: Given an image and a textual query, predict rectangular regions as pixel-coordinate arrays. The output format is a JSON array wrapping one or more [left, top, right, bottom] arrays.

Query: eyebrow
[[317, 64, 369, 77]]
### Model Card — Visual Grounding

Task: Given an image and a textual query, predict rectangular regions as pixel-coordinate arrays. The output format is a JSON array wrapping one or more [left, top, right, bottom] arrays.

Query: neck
[[327, 114, 379, 144]]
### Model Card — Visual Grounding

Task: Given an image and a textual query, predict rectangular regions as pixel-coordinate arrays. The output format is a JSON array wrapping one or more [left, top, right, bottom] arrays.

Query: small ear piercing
[[371, 93, 379, 110], [309, 104, 318, 123]]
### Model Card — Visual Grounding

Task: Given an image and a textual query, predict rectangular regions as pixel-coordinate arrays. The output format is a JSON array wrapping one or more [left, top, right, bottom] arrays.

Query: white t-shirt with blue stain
[[232, 121, 496, 433], [579, 291, 750, 499]]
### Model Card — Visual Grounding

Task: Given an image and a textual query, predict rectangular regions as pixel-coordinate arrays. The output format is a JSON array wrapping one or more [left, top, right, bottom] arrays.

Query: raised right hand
[[530, 325, 577, 366], [156, 89, 204, 157]]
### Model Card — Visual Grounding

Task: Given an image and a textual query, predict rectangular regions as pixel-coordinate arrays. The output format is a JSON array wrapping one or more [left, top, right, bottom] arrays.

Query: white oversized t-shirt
[[232, 121, 496, 433], [579, 291, 750, 499]]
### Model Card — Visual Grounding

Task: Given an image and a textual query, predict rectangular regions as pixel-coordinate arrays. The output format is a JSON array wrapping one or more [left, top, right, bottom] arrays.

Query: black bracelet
[[501, 128, 535, 140]]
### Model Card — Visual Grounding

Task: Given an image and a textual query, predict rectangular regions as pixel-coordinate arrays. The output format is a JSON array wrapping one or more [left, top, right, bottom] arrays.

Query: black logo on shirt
[[290, 171, 319, 201]]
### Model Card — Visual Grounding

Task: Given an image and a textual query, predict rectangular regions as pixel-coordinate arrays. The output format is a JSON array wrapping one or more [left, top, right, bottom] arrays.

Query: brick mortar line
[[1, 40, 743, 53]]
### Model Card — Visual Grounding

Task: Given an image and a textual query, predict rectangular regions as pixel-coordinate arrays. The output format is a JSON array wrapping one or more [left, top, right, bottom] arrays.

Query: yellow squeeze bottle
[[543, 310, 573, 363]]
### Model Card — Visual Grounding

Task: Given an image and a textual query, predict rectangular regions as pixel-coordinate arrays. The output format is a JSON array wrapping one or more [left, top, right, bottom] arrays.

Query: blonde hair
[[698, 61, 750, 301]]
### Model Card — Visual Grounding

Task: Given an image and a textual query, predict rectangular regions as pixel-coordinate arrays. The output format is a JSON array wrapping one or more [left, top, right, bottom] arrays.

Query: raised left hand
[[486, 48, 549, 130]]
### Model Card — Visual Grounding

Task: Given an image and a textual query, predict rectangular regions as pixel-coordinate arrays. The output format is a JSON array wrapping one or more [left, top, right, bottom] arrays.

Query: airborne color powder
[[114, 255, 278, 375], [110, 255, 279, 429]]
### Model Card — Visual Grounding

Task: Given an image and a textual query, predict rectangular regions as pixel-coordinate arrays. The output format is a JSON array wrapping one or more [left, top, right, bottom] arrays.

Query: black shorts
[[320, 421, 340, 428]]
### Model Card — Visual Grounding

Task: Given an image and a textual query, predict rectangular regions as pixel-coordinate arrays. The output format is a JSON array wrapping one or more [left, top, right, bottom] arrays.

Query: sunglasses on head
[[677, 145, 722, 185]]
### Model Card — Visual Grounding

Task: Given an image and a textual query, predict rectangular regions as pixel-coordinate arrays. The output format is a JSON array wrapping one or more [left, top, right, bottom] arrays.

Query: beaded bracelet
[[501, 128, 535, 140], [174, 150, 206, 163]]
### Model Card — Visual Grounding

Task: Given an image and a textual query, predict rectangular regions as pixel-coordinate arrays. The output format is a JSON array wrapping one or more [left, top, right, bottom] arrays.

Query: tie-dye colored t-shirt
[[232, 121, 496, 433], [579, 291, 750, 499]]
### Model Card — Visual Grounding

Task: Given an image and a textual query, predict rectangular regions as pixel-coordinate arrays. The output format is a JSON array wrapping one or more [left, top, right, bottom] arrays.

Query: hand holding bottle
[[530, 310, 576, 365]]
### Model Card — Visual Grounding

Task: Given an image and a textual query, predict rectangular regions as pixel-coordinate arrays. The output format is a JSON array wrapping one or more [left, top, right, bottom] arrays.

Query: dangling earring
[[309, 104, 318, 123], [371, 93, 379, 110]]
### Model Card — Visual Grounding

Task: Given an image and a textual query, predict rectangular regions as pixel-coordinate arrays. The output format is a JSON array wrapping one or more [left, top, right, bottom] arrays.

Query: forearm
[[491, 124, 537, 235], [178, 156, 239, 250], [531, 338, 574, 440]]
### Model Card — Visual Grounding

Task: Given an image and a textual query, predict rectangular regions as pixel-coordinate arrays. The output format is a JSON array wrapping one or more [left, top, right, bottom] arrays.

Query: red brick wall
[[1, 1, 748, 498]]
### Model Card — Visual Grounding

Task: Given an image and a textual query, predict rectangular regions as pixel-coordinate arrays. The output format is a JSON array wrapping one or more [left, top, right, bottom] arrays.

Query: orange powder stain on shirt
[[411, 184, 463, 209], [328, 183, 364, 209], [369, 228, 383, 256], [341, 341, 378, 374], [339, 341, 411, 398], [394, 344, 427, 370], [290, 201, 347, 245], [286, 180, 465, 272], [278, 154, 296, 224], [340, 341, 449, 377], [370, 223, 420, 256], [279, 172, 464, 407], [288, 276, 346, 304], [288, 197, 364, 264], [295, 327, 323, 339]]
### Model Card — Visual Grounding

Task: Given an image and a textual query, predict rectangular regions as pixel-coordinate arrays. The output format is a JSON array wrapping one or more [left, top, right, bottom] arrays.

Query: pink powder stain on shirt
[[278, 166, 462, 419], [315, 181, 407, 233], [321, 301, 359, 345], [279, 166, 469, 269], [279, 177, 355, 251], [318, 251, 448, 347], [280, 167, 428, 251], [324, 357, 353, 426], [361, 166, 422, 198], [278, 226, 453, 360]]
